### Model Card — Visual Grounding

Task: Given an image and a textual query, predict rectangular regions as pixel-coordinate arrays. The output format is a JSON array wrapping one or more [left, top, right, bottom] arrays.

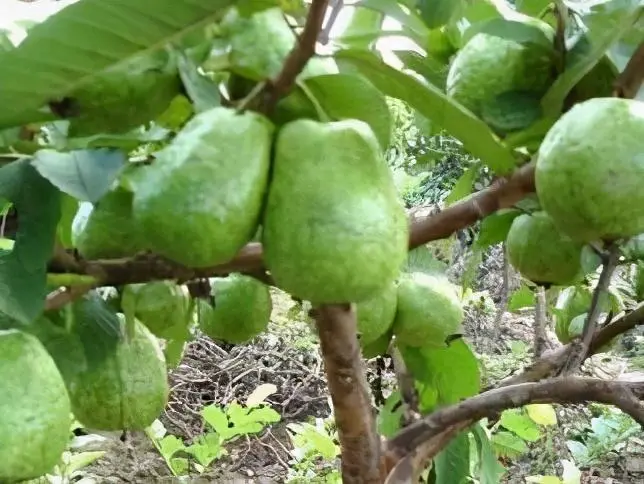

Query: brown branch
[[312, 304, 384, 483], [319, 0, 344, 45], [613, 40, 644, 99], [385, 377, 644, 467], [533, 285, 548, 359]]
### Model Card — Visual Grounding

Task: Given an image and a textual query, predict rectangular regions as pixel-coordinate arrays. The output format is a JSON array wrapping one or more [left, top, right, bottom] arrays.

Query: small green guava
[[198, 274, 272, 344], [506, 211, 584, 286], [0, 329, 72, 482], [536, 97, 644, 243], [122, 281, 190, 339], [445, 19, 555, 116], [132, 107, 273, 268], [262, 118, 409, 304], [356, 281, 398, 345], [69, 315, 169, 431], [392, 272, 464, 348], [72, 187, 146, 260]]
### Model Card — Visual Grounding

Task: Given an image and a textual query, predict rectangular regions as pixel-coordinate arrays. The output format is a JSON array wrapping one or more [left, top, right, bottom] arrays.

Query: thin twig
[[613, 40, 644, 98], [533, 285, 548, 359], [389, 345, 420, 425]]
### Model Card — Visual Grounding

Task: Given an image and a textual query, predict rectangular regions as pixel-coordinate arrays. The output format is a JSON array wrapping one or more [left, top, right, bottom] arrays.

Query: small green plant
[[286, 414, 341, 483]]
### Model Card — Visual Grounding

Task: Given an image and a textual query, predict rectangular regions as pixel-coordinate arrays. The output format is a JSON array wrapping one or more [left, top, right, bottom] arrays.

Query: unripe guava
[[536, 97, 644, 243], [198, 274, 272, 344], [122, 281, 190, 339], [506, 211, 583, 286], [356, 281, 398, 345], [72, 187, 146, 260], [392, 273, 464, 348], [445, 20, 555, 116], [132, 107, 273, 268], [263, 119, 408, 304], [0, 329, 71, 482], [69, 315, 169, 431]]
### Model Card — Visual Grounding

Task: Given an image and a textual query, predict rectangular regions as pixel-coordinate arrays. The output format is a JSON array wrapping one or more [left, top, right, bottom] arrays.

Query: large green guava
[[198, 274, 272, 344], [356, 280, 398, 345], [72, 187, 146, 260], [69, 315, 169, 431], [132, 107, 273, 268], [262, 118, 409, 304], [0, 329, 71, 482], [445, 20, 555, 117], [506, 211, 584, 286], [392, 272, 464, 348], [66, 51, 181, 137], [121, 281, 190, 339], [536, 97, 644, 243]]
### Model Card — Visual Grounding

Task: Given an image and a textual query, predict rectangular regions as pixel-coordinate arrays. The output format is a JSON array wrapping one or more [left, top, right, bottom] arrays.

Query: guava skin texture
[[356, 281, 398, 345], [536, 97, 644, 243], [132, 107, 274, 268], [199, 274, 272, 344], [445, 24, 554, 116], [0, 329, 72, 482], [263, 118, 409, 304], [392, 273, 464, 348], [506, 211, 584, 286], [72, 187, 146, 260], [69, 318, 169, 431]]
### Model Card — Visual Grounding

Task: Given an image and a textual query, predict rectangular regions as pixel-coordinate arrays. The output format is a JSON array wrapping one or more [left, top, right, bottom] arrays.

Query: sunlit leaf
[[526, 403, 558, 426], [508, 284, 536, 312]]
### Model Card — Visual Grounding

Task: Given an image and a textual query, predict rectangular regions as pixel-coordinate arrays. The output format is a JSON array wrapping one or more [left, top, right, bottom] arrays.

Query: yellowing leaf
[[526, 476, 562, 484], [246, 383, 278, 406], [526, 403, 558, 427]]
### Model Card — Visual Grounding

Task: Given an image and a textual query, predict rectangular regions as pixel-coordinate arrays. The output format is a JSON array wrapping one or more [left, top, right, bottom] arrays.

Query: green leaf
[[445, 162, 480, 205], [393, 49, 449, 90], [525, 477, 562, 484], [377, 391, 404, 438], [32, 148, 126, 203], [499, 409, 542, 442], [335, 49, 517, 174], [514, 0, 551, 16], [463, 17, 553, 48], [158, 434, 186, 460], [472, 424, 507, 484], [356, 0, 428, 37], [335, 4, 385, 49], [66, 451, 107, 474], [0, 159, 60, 325], [184, 432, 224, 467], [526, 403, 558, 427], [57, 193, 80, 249], [434, 431, 470, 484], [405, 246, 448, 276], [303, 74, 392, 149], [0, 0, 267, 127], [418, 0, 464, 29], [202, 405, 230, 436], [492, 430, 529, 458], [164, 338, 187, 370], [177, 52, 221, 113], [541, 3, 643, 116], [475, 209, 521, 250], [508, 284, 536, 312]]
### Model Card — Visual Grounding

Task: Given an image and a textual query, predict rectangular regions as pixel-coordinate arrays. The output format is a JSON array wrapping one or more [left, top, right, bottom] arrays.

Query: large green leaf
[[356, 0, 428, 36], [445, 162, 480, 205], [303, 73, 392, 149], [393, 49, 449, 90], [434, 431, 471, 484], [335, 49, 517, 174], [177, 52, 221, 113], [0, 0, 270, 127], [418, 0, 464, 29], [0, 159, 61, 325], [472, 424, 507, 484], [475, 209, 521, 250], [32, 148, 126, 202]]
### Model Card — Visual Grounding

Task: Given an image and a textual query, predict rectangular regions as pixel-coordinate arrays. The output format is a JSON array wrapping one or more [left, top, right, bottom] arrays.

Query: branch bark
[[613, 40, 644, 99], [533, 285, 548, 359]]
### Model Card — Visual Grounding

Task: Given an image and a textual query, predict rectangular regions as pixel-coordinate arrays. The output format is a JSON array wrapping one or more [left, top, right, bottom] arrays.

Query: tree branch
[[312, 304, 384, 483], [533, 285, 548, 359], [613, 40, 644, 99]]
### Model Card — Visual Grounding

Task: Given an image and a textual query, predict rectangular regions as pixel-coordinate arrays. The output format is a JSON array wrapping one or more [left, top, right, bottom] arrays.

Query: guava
[[392, 272, 464, 348], [121, 281, 190, 339], [69, 314, 169, 431], [553, 285, 610, 344], [356, 281, 398, 345], [66, 51, 181, 137], [506, 211, 584, 286], [536, 97, 644, 243], [445, 19, 555, 116], [361, 329, 393, 359], [0, 329, 72, 482], [262, 119, 409, 304], [198, 274, 272, 344], [72, 187, 146, 260], [132, 107, 273, 268]]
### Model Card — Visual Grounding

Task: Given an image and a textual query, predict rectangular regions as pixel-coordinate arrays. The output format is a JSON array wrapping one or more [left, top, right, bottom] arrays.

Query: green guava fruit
[[392, 272, 464, 348], [262, 119, 409, 304], [72, 187, 146, 260], [66, 51, 181, 137], [0, 329, 72, 482], [121, 281, 190, 339], [506, 211, 584, 286], [356, 281, 398, 345], [132, 107, 273, 268], [69, 314, 169, 431], [445, 19, 555, 116], [361, 329, 393, 359], [198, 274, 272, 344], [553, 285, 611, 344], [536, 97, 644, 243]]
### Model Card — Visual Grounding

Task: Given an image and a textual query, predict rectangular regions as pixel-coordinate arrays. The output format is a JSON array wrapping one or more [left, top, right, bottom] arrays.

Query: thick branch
[[312, 304, 384, 483]]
